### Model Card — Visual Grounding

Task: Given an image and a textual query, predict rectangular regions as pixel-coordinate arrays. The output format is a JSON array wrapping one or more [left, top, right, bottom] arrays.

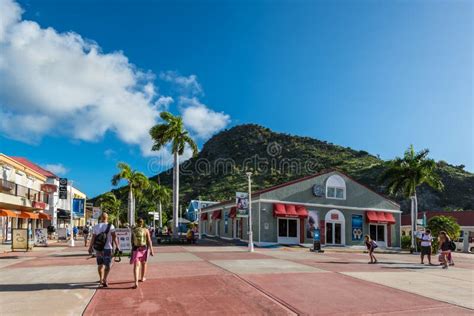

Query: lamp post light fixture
[[246, 172, 254, 252]]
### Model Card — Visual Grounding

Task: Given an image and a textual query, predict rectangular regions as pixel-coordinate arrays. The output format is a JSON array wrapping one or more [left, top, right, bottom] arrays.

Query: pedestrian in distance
[[364, 235, 378, 264], [130, 218, 154, 289], [88, 213, 119, 287], [83, 224, 90, 247], [73, 226, 79, 240], [420, 229, 434, 265], [438, 231, 455, 269]]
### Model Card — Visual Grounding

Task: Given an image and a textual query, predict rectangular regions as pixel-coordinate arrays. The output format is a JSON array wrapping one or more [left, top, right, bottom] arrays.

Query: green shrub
[[401, 235, 411, 249]]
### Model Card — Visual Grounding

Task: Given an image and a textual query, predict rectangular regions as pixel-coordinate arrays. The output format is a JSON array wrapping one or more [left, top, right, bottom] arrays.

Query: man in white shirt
[[88, 212, 119, 287], [420, 229, 433, 265]]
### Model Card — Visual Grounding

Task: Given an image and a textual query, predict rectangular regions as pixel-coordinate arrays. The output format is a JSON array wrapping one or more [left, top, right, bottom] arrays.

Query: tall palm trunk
[[158, 201, 163, 228], [128, 184, 135, 226], [173, 151, 179, 238], [410, 192, 419, 251]]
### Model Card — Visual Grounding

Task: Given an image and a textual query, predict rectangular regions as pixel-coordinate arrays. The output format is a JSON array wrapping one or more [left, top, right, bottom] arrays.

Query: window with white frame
[[326, 175, 346, 200]]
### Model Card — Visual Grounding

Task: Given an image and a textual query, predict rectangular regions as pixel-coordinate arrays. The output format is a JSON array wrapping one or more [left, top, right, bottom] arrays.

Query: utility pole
[[246, 172, 254, 252], [69, 180, 75, 247]]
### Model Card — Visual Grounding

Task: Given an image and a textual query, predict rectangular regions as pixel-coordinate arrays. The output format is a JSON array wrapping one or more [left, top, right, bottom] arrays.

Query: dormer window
[[326, 175, 346, 200]]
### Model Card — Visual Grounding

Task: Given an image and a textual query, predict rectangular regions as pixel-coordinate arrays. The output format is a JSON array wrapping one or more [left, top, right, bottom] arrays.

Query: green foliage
[[379, 145, 444, 198], [92, 124, 474, 213], [97, 192, 123, 226], [401, 235, 411, 250], [427, 215, 461, 251]]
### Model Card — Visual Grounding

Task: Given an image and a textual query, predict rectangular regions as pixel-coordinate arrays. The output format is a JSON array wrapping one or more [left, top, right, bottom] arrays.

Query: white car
[[454, 237, 474, 252]]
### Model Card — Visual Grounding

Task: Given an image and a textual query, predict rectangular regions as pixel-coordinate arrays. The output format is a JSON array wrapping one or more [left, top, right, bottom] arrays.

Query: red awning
[[273, 204, 308, 218], [201, 213, 208, 221], [18, 211, 39, 219], [38, 212, 52, 220], [229, 207, 237, 218], [211, 210, 222, 220], [366, 211, 396, 224], [0, 209, 17, 217]]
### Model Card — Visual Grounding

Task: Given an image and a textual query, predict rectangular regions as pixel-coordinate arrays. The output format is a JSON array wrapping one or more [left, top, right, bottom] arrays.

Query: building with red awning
[[199, 170, 401, 248]]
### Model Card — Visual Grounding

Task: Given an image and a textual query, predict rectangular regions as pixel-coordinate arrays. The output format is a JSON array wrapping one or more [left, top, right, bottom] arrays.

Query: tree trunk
[[173, 152, 179, 238], [414, 192, 418, 252], [159, 201, 163, 228], [410, 196, 415, 251], [128, 184, 135, 227]]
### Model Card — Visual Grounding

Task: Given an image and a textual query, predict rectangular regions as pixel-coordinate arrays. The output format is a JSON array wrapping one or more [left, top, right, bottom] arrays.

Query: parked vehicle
[[454, 236, 474, 252]]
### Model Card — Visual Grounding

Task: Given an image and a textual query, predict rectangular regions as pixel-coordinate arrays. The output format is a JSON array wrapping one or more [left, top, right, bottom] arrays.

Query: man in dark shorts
[[420, 229, 433, 265], [88, 213, 119, 287]]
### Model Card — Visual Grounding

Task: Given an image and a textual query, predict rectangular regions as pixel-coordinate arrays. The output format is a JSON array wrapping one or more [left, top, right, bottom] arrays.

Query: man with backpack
[[88, 213, 119, 287]]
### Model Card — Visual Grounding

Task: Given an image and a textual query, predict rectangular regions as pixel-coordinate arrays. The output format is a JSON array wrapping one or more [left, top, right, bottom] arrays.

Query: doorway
[[369, 224, 386, 247], [277, 218, 299, 244], [324, 209, 345, 245]]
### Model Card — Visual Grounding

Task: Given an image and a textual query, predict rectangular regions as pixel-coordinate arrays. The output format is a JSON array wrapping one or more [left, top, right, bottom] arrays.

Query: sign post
[[245, 172, 254, 252]]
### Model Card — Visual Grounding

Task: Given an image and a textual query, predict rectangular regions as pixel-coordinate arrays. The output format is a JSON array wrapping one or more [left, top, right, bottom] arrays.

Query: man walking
[[83, 224, 91, 247], [88, 213, 119, 287]]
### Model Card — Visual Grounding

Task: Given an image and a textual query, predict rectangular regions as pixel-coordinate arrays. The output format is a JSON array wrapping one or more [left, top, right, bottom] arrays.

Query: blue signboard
[[73, 198, 85, 218], [352, 215, 363, 241], [313, 228, 320, 242]]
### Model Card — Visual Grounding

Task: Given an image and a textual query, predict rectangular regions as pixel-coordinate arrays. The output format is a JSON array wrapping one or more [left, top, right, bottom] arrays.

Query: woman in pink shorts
[[130, 218, 154, 288]]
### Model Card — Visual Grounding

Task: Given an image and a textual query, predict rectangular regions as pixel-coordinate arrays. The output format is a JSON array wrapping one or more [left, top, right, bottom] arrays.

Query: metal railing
[[0, 179, 49, 204]]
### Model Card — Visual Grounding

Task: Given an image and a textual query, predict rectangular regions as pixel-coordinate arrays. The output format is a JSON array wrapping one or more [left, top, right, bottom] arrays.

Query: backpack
[[93, 223, 111, 251], [82, 226, 89, 234], [371, 240, 378, 249], [449, 240, 456, 251], [133, 227, 147, 247]]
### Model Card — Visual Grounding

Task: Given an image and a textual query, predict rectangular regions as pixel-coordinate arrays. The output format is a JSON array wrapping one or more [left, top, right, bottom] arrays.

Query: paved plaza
[[1, 240, 473, 315]]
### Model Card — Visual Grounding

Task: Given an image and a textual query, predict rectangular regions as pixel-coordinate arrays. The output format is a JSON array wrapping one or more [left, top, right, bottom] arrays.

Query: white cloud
[[0, 0, 231, 162], [41, 163, 68, 175], [0, 0, 159, 148], [160, 71, 203, 96], [180, 97, 231, 139]]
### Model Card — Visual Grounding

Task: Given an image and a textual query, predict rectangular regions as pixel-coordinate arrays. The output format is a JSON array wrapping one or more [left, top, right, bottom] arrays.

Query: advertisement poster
[[34, 228, 48, 246], [92, 207, 102, 219], [235, 192, 249, 217], [306, 210, 319, 239], [12, 229, 28, 250], [57, 228, 67, 240], [73, 198, 85, 218], [116, 228, 132, 253], [352, 215, 363, 241]]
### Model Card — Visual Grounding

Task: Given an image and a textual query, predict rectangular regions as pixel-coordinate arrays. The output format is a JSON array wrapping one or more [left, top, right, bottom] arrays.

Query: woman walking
[[438, 231, 451, 269], [130, 218, 154, 288], [364, 235, 378, 264]]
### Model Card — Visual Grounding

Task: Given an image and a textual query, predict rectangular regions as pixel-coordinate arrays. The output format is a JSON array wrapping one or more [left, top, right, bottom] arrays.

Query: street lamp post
[[246, 172, 254, 252], [69, 180, 75, 247]]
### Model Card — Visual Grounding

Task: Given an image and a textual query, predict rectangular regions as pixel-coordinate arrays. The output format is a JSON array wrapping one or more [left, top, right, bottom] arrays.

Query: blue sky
[[0, 0, 472, 197]]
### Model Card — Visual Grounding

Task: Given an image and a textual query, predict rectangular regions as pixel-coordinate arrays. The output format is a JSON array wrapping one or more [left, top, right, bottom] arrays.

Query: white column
[[69, 181, 75, 247], [246, 172, 254, 252]]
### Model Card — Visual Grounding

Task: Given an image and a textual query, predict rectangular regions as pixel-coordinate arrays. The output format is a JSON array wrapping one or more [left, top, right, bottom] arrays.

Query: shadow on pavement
[[0, 282, 99, 292]]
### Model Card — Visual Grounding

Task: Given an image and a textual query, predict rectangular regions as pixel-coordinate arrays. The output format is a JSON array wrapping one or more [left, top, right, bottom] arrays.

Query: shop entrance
[[369, 224, 386, 247], [324, 209, 345, 245], [277, 218, 299, 244]]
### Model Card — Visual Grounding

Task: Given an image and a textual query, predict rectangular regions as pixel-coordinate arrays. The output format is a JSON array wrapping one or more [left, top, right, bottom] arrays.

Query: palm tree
[[145, 180, 171, 229], [149, 112, 198, 237], [380, 145, 444, 250], [97, 192, 123, 227], [111, 162, 150, 226]]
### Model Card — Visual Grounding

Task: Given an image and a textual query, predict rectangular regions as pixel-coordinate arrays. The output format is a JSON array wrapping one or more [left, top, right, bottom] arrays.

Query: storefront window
[[279, 219, 287, 237], [288, 220, 297, 237]]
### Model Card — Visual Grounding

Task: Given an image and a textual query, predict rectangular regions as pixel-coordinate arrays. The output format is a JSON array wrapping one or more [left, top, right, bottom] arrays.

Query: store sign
[[352, 215, 363, 241], [73, 199, 85, 218], [58, 178, 68, 199], [34, 228, 48, 246], [235, 192, 249, 217], [32, 201, 47, 210], [12, 229, 28, 250], [116, 228, 132, 253], [41, 183, 57, 194]]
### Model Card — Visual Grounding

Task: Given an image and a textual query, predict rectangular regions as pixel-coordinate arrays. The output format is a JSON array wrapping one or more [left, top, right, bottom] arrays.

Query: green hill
[[95, 124, 474, 214]]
